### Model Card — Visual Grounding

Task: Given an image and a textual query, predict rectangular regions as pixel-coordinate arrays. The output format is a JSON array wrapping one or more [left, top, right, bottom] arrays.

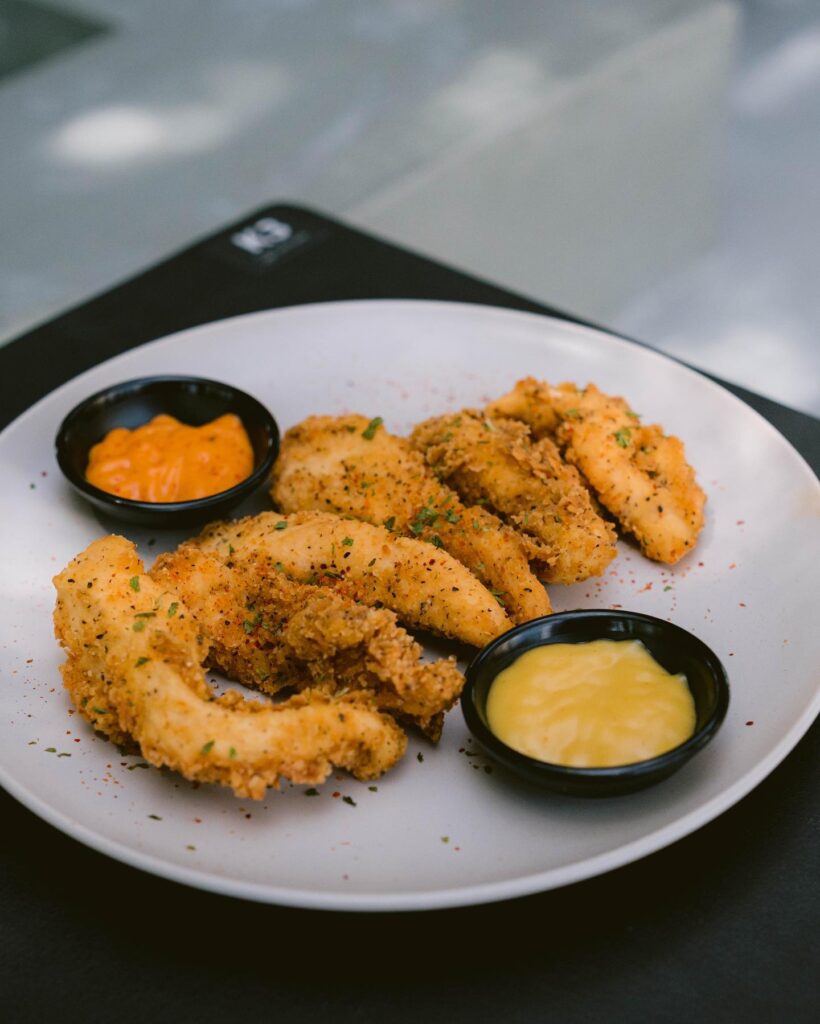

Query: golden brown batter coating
[[270, 414, 551, 624], [150, 543, 463, 739], [487, 379, 706, 564], [53, 536, 406, 799], [194, 510, 512, 647], [411, 410, 617, 584]]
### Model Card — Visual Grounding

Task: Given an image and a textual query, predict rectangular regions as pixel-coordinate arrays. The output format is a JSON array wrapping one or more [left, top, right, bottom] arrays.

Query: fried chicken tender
[[150, 543, 463, 739], [411, 410, 617, 584], [487, 379, 706, 564], [270, 414, 550, 624], [53, 536, 406, 799], [193, 511, 511, 648]]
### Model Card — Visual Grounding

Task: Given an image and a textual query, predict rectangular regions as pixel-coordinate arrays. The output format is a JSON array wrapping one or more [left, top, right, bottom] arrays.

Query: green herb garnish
[[129, 576, 140, 592], [361, 416, 383, 440]]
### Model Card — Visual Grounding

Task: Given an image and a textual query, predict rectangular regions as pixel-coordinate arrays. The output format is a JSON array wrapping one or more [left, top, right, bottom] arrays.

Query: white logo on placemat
[[230, 217, 294, 256]]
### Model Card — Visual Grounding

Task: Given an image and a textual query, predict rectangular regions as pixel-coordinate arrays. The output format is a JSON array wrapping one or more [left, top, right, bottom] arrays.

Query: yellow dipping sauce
[[486, 639, 696, 768], [86, 413, 254, 502]]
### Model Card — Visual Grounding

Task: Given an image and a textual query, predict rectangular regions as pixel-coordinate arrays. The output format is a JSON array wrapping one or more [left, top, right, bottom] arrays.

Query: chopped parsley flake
[[274, 520, 288, 530], [410, 505, 439, 534], [361, 416, 383, 440], [134, 656, 150, 667], [429, 535, 444, 549], [613, 428, 632, 448], [342, 795, 357, 806], [304, 788, 320, 797], [342, 537, 354, 547], [367, 558, 376, 567], [167, 601, 178, 618], [417, 752, 424, 762], [201, 740, 214, 755], [368, 786, 378, 792], [275, 562, 284, 573], [92, 707, 108, 715], [441, 836, 450, 844], [444, 509, 460, 524], [229, 747, 237, 759], [129, 576, 140, 592], [132, 620, 146, 632], [383, 516, 396, 531], [148, 814, 162, 821], [45, 747, 56, 753]]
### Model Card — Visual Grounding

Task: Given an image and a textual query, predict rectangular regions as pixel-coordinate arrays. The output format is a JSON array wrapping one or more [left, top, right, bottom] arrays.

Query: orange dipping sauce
[[86, 413, 254, 502]]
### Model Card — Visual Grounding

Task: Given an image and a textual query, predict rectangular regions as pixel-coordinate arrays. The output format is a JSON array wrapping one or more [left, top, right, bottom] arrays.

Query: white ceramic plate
[[1, 300, 818, 911]]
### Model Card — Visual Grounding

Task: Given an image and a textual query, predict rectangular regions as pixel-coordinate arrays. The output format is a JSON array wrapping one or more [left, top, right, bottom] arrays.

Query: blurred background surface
[[0, 0, 817, 414]]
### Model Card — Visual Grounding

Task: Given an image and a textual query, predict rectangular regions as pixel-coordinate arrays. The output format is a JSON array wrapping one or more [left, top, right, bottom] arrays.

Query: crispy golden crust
[[486, 379, 706, 564], [270, 414, 550, 624], [193, 510, 512, 647], [53, 536, 406, 799], [411, 410, 617, 584], [149, 543, 463, 739]]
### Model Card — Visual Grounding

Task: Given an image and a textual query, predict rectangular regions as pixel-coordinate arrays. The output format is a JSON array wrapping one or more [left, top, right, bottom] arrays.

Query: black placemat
[[1, 204, 817, 1024]]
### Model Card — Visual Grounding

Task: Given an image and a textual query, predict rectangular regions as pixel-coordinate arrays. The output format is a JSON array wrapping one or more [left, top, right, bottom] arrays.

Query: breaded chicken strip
[[150, 543, 463, 740], [487, 379, 706, 564], [53, 536, 406, 799], [194, 511, 511, 647], [270, 414, 550, 624], [411, 410, 617, 584]]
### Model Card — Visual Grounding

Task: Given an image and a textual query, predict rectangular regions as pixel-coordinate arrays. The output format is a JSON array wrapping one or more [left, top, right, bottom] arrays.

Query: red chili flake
[[746, 721, 754, 726], [736, 520, 745, 526], [728, 563, 736, 570], [74, 738, 81, 743], [611, 603, 623, 609], [638, 583, 653, 592], [26, 659, 33, 664], [698, 561, 705, 567], [193, 817, 202, 824], [739, 602, 746, 608], [332, 791, 340, 798], [245, 813, 252, 819]]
